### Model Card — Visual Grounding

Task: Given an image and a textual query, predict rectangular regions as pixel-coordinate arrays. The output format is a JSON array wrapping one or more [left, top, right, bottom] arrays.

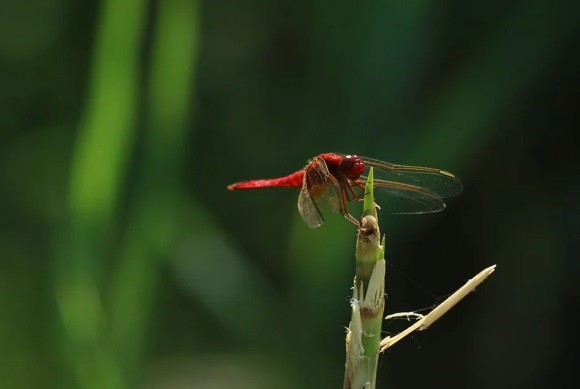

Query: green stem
[[344, 168, 386, 389]]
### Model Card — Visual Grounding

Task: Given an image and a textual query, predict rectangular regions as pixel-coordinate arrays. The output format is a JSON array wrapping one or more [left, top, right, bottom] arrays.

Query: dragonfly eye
[[340, 155, 365, 180]]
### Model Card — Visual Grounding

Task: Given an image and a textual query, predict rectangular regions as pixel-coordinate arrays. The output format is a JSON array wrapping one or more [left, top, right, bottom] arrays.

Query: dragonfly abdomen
[[227, 170, 304, 190]]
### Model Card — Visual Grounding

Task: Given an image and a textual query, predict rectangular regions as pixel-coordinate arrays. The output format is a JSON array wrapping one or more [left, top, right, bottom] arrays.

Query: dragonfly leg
[[340, 187, 361, 227], [346, 182, 365, 202], [349, 182, 381, 209], [342, 211, 361, 227]]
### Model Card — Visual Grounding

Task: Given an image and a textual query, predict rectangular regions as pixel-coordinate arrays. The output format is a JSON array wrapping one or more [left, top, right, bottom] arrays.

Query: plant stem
[[344, 168, 386, 389]]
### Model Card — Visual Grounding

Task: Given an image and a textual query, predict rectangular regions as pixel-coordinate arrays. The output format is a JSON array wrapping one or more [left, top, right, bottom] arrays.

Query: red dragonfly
[[228, 153, 462, 228]]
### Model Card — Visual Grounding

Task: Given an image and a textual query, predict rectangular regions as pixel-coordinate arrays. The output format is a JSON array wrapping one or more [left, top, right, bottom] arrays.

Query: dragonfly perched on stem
[[228, 153, 462, 228]]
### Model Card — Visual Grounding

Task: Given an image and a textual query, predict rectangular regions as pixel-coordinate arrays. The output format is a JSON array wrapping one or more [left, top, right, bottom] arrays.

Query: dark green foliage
[[1, 0, 579, 388]]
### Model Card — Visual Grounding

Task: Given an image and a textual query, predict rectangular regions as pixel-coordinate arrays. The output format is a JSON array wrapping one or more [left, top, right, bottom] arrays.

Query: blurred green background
[[1, 0, 579, 388]]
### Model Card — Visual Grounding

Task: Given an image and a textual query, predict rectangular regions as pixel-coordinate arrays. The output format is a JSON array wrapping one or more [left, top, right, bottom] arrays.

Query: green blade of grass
[[345, 167, 386, 389]]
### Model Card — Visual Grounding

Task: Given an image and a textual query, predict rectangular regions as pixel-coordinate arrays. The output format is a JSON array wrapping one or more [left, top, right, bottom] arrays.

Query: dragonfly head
[[340, 155, 365, 180]]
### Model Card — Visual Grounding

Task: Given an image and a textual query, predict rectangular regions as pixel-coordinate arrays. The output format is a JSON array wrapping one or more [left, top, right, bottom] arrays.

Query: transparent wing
[[297, 183, 324, 228], [359, 157, 463, 214], [368, 179, 446, 214], [297, 158, 343, 227], [362, 157, 463, 198]]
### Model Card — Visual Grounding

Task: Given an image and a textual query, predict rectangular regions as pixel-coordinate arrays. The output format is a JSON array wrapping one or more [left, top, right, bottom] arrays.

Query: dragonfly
[[227, 153, 463, 228]]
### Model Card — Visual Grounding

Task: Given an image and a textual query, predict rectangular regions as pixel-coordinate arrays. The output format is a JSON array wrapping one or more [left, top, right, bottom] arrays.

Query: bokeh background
[[1, 0, 579, 388]]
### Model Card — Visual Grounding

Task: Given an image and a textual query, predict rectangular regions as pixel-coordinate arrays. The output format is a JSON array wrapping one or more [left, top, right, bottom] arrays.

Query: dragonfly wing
[[358, 157, 462, 214], [362, 157, 463, 198], [306, 157, 344, 211], [358, 178, 446, 214], [297, 157, 344, 227], [298, 175, 324, 228]]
